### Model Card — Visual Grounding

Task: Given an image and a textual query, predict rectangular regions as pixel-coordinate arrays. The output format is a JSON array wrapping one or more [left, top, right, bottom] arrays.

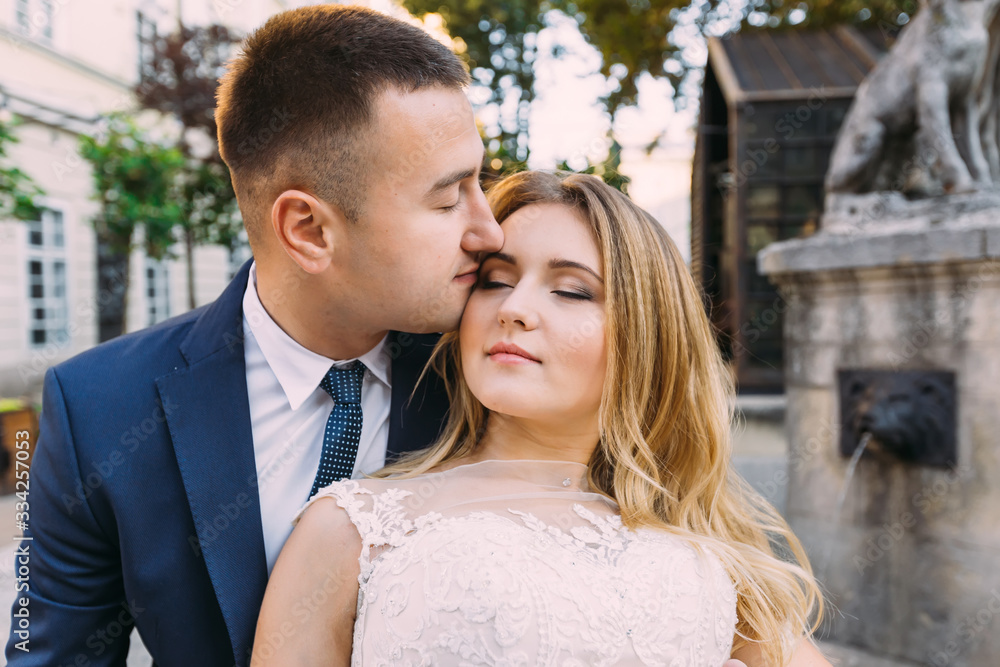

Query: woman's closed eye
[[478, 278, 512, 290], [554, 289, 593, 301], [479, 276, 593, 301]]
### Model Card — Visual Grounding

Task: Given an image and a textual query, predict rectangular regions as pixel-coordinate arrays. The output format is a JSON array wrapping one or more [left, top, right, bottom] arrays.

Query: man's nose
[[462, 186, 503, 253]]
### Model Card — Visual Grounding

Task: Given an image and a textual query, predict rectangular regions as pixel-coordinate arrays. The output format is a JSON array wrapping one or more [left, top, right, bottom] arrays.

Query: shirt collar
[[242, 261, 392, 411]]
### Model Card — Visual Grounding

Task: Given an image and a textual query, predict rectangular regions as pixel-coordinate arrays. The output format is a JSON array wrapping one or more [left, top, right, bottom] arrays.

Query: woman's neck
[[470, 413, 599, 466]]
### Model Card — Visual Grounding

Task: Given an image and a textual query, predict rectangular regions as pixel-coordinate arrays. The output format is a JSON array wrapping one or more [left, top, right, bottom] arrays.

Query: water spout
[[818, 432, 874, 576], [835, 432, 873, 517]]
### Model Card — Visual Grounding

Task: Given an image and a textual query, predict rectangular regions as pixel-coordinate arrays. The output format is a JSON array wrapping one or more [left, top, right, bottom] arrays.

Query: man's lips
[[488, 341, 540, 364], [455, 265, 479, 283]]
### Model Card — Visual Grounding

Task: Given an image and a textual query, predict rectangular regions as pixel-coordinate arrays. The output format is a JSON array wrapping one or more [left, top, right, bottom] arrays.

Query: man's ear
[[271, 190, 344, 274]]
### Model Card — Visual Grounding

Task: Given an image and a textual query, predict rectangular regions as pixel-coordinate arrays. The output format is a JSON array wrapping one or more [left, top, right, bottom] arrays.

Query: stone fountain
[[758, 1, 1000, 664]]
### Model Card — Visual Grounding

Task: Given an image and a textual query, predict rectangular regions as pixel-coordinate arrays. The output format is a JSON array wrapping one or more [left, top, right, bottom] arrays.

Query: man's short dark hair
[[216, 4, 470, 246]]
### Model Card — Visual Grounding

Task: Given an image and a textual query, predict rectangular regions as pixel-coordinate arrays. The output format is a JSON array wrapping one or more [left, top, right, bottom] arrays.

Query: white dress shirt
[[242, 261, 392, 574]]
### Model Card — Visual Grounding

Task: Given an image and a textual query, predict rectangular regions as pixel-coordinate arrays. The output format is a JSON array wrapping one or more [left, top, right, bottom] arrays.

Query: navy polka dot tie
[[308, 361, 366, 498]]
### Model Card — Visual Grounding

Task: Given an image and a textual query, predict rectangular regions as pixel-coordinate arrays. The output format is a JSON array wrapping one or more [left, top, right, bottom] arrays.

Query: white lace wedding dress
[[293, 458, 738, 666]]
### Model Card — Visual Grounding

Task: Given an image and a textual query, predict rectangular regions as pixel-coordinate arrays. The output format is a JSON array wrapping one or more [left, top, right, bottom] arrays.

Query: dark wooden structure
[[692, 26, 889, 392]]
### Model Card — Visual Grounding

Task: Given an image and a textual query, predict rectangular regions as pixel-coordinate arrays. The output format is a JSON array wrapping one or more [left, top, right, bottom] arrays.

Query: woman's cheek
[[573, 319, 608, 405], [554, 311, 604, 365], [459, 294, 488, 340], [458, 316, 482, 376]]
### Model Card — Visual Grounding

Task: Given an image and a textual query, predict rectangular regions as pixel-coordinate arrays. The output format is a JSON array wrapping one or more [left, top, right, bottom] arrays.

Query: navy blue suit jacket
[[4, 259, 449, 667]]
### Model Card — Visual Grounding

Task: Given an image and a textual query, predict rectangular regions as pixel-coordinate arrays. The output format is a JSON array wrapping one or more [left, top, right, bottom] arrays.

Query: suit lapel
[[157, 259, 266, 667], [387, 332, 451, 457]]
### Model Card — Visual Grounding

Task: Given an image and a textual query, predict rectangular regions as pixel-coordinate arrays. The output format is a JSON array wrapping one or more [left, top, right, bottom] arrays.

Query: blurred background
[[2, 0, 998, 665], [0, 0, 918, 404]]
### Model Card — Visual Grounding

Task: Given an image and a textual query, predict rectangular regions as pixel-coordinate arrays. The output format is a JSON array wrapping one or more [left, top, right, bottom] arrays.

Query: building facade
[[0, 0, 327, 400]]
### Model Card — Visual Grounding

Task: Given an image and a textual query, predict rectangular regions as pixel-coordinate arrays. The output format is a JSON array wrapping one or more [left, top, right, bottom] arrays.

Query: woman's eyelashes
[[477, 275, 594, 301], [477, 273, 512, 290], [554, 289, 594, 301]]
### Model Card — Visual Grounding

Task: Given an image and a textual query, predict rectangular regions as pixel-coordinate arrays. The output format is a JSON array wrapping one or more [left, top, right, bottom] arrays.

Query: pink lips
[[454, 265, 479, 284], [488, 341, 540, 364]]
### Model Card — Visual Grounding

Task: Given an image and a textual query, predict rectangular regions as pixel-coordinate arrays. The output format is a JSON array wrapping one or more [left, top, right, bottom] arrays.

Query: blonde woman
[[253, 171, 830, 666]]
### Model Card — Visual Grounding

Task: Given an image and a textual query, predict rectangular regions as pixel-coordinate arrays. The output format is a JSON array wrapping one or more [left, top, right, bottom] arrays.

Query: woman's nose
[[496, 287, 539, 330]]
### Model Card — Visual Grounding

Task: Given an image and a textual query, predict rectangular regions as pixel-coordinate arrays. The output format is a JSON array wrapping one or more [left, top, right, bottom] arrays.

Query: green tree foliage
[[403, 0, 916, 167], [176, 159, 240, 249], [137, 24, 234, 135], [555, 137, 631, 193], [0, 115, 43, 221], [404, 0, 640, 187], [405, 0, 542, 176], [136, 22, 242, 309], [577, 0, 915, 115], [744, 0, 916, 31], [79, 113, 185, 335]]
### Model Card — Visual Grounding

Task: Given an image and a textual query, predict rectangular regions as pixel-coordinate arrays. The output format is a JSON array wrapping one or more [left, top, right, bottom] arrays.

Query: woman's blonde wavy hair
[[373, 170, 824, 664]]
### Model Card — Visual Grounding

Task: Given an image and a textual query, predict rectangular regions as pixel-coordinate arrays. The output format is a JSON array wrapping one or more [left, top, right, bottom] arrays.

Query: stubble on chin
[[402, 292, 466, 334]]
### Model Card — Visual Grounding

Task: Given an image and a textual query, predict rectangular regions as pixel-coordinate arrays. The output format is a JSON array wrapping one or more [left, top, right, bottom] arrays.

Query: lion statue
[[826, 0, 1000, 197]]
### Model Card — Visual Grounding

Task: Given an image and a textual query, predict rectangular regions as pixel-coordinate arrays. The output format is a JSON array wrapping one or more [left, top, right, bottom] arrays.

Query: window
[[785, 185, 823, 218], [15, 0, 54, 44], [746, 186, 780, 218], [747, 223, 778, 256], [785, 146, 823, 177], [146, 256, 170, 327], [26, 208, 68, 348]]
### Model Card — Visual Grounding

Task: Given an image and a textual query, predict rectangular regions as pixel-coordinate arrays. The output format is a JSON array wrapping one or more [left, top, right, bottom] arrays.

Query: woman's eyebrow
[[549, 258, 603, 284], [483, 252, 517, 265], [483, 253, 603, 284]]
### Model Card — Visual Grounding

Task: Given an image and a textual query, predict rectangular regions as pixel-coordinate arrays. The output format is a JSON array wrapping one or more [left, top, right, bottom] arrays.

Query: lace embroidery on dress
[[292, 459, 738, 666], [296, 481, 420, 581]]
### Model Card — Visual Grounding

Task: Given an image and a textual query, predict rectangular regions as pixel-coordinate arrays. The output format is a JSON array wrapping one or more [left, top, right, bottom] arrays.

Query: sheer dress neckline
[[292, 457, 738, 665], [406, 457, 595, 493]]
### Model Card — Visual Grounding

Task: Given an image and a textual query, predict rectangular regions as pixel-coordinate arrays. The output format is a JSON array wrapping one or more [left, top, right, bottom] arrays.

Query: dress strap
[[292, 480, 415, 580]]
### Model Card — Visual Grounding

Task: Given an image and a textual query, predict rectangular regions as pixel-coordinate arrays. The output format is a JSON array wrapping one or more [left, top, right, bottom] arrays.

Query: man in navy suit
[[5, 6, 502, 666]]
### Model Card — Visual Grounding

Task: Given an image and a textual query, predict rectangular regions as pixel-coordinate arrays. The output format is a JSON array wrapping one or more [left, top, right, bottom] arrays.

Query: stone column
[[758, 192, 1000, 666]]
